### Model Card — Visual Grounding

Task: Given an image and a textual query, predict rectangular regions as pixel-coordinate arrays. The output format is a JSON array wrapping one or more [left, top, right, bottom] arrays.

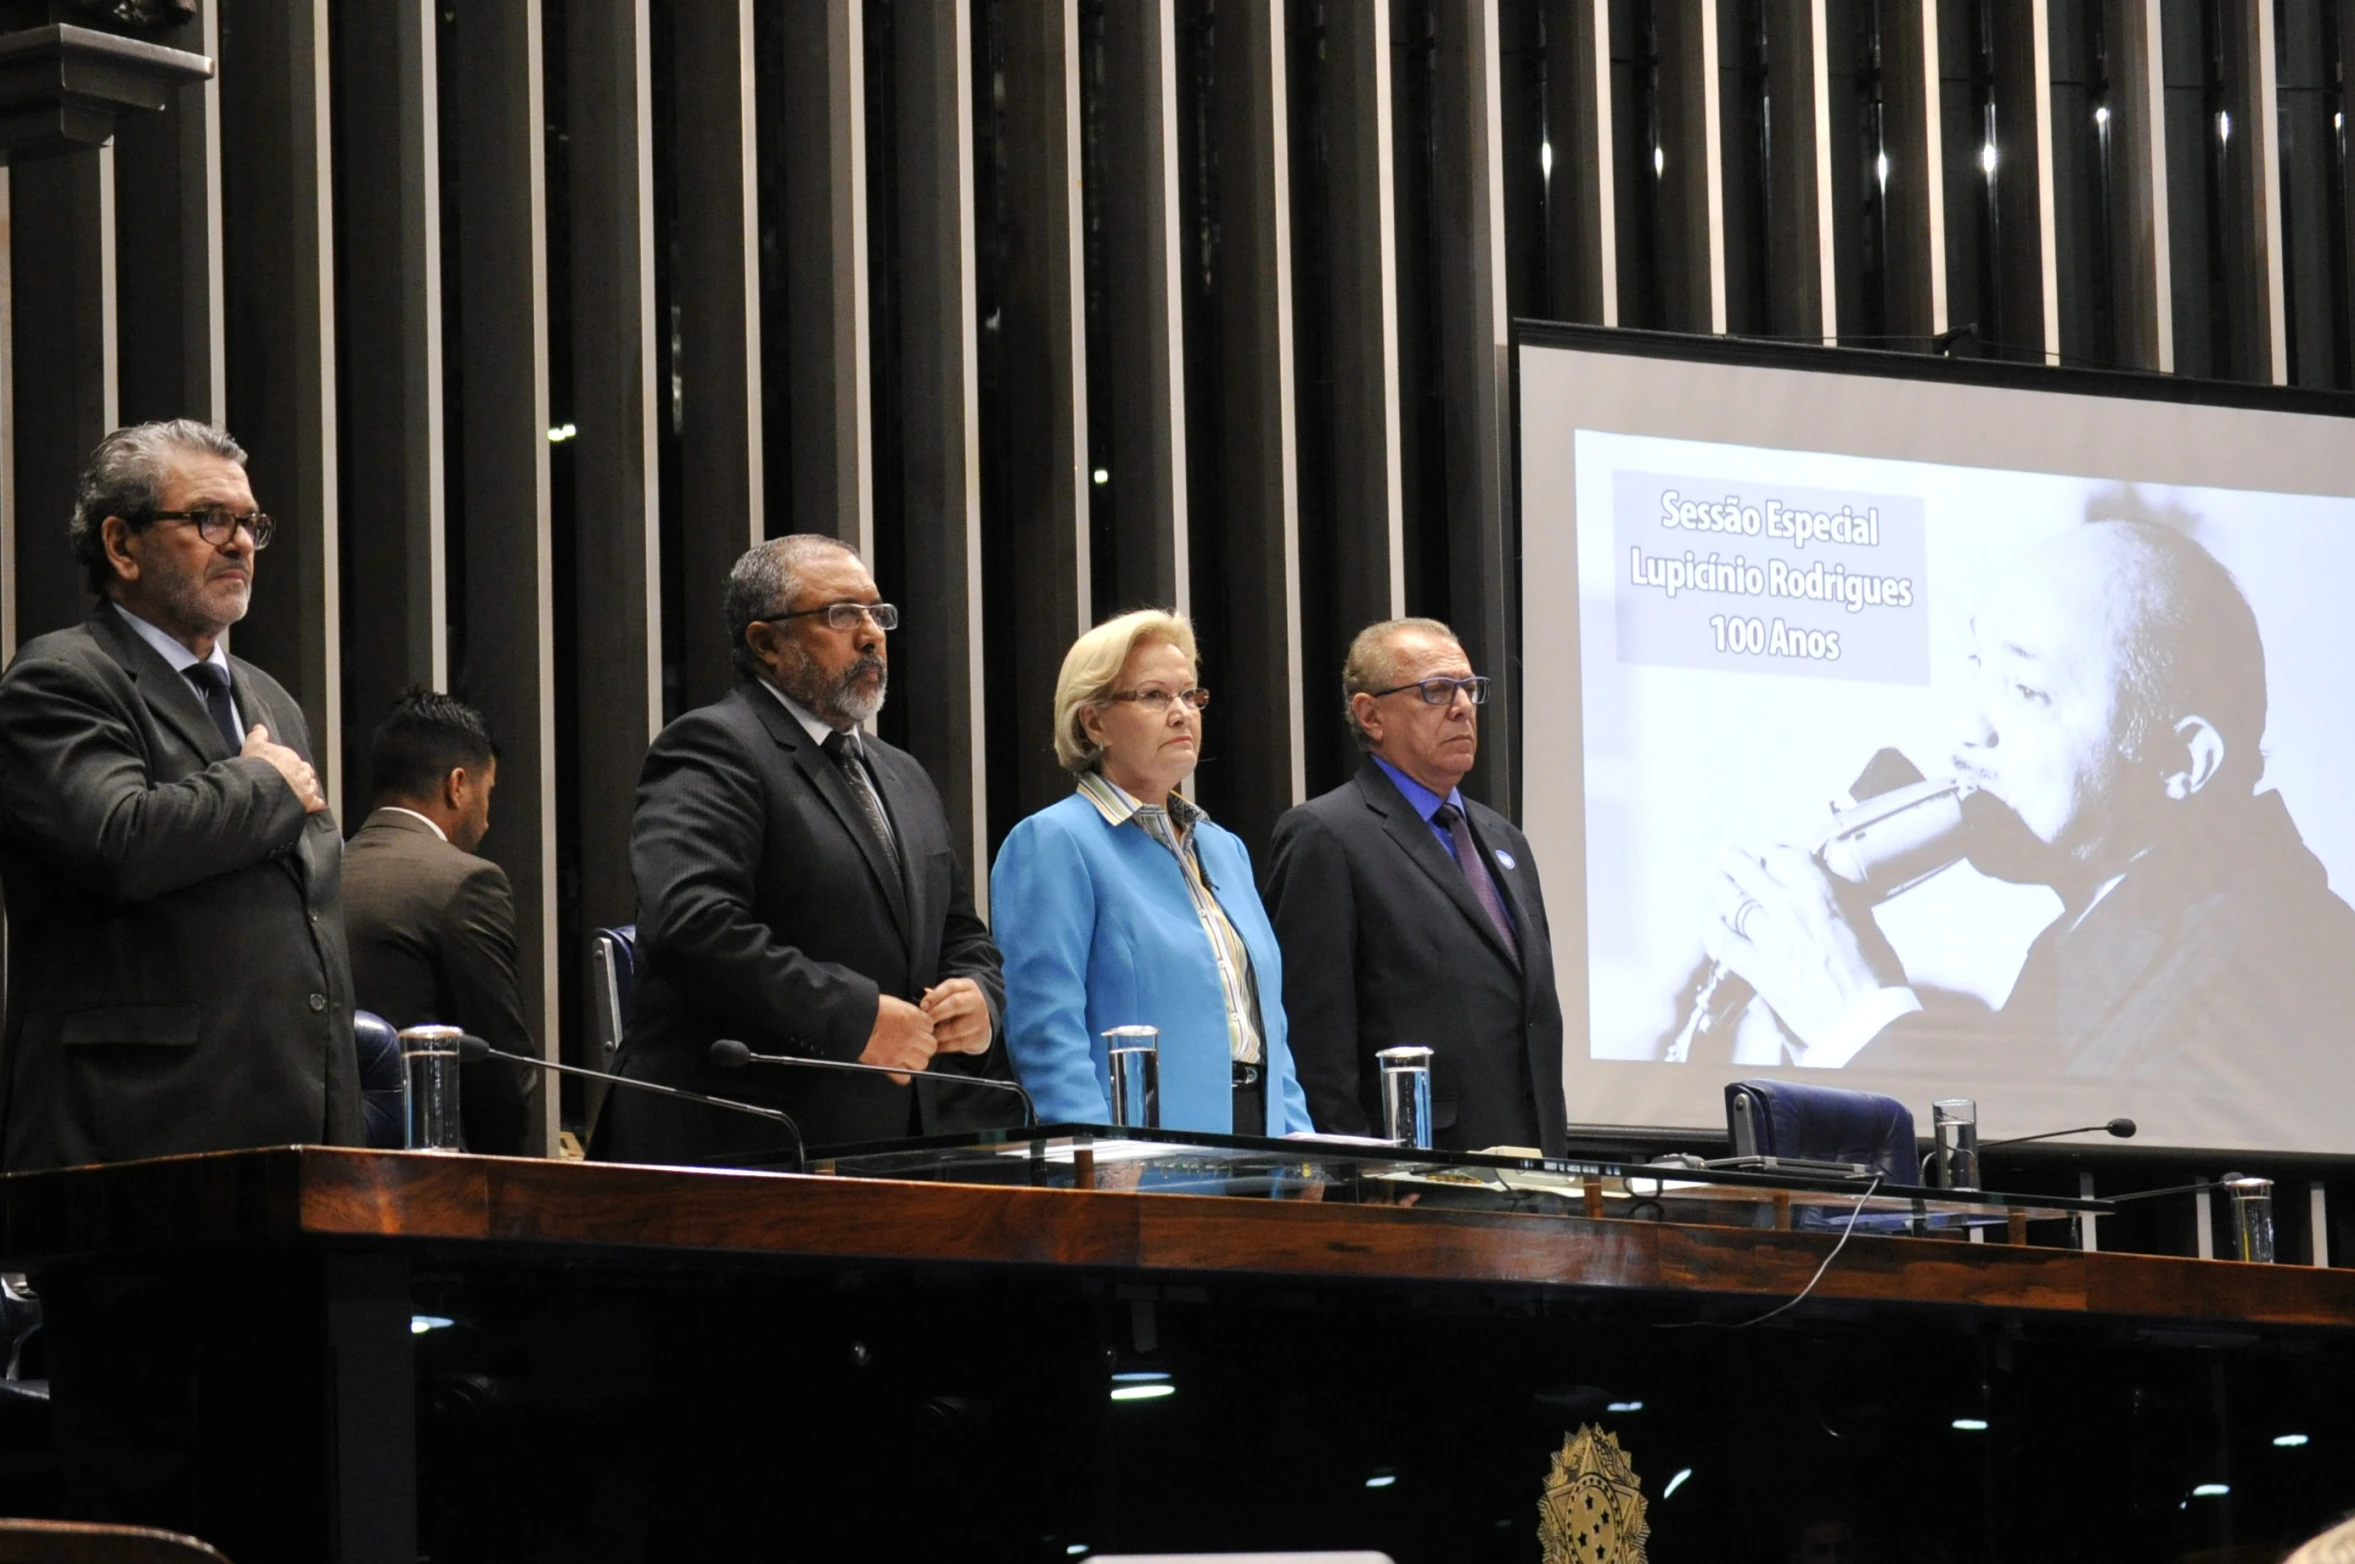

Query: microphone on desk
[[708, 1038, 1037, 1126], [455, 1035, 806, 1170], [1976, 1118, 2136, 1151]]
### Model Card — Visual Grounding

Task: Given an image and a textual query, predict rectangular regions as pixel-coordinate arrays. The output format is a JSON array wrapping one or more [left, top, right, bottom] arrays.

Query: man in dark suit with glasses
[[0, 419, 359, 1170], [596, 534, 1009, 1165], [1265, 617, 1568, 1155]]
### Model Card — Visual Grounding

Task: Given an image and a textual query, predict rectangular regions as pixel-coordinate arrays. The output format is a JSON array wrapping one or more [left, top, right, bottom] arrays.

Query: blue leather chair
[[1725, 1079, 1917, 1184], [355, 1008, 407, 1150]]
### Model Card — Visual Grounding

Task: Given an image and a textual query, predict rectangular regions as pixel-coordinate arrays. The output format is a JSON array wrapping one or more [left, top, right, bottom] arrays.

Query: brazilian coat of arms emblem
[[1538, 1424, 1650, 1564]]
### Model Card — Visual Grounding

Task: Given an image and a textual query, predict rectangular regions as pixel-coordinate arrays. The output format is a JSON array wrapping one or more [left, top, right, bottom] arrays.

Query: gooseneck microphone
[[455, 1035, 805, 1170], [1976, 1117, 2136, 1151], [708, 1038, 1038, 1126]]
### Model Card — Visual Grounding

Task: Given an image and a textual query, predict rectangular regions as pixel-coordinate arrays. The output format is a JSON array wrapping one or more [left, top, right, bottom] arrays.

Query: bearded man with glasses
[[1264, 617, 1568, 1155], [596, 534, 1010, 1166], [0, 419, 357, 1172]]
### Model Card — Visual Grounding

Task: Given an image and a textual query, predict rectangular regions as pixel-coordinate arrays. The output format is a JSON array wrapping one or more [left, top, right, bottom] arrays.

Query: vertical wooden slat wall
[[0, 0, 2346, 1146], [218, 0, 340, 807], [5, 145, 113, 654], [1098, 0, 1192, 614], [565, 0, 662, 1008], [669, 0, 765, 712], [888, 0, 990, 885], [781, 0, 876, 552], [451, 0, 560, 1152], [1202, 0, 1304, 850], [112, 5, 223, 429], [334, 0, 447, 800], [992, 0, 1092, 825], [1322, 0, 1406, 631]]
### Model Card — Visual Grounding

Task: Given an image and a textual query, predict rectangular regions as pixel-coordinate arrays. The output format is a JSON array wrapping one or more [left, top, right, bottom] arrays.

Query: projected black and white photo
[[1557, 427, 2355, 1147]]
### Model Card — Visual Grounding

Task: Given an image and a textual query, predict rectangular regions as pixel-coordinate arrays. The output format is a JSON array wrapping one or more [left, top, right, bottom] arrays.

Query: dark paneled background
[[3, 0, 2347, 1143]]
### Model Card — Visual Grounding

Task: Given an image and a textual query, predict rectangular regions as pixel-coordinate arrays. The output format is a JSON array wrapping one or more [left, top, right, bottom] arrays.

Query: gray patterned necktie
[[822, 728, 902, 879]]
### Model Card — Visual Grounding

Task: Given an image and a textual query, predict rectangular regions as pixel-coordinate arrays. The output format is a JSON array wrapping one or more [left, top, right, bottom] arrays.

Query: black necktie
[[183, 662, 242, 753], [823, 729, 902, 880], [1435, 802, 1519, 965]]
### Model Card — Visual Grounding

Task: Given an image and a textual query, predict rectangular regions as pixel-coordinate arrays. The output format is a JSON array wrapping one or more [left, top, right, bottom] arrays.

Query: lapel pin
[[1493, 848, 1516, 871]]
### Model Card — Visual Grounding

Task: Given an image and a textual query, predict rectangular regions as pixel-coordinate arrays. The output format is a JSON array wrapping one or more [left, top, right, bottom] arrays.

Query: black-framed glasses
[[1105, 686, 1211, 713], [151, 508, 274, 549], [762, 601, 900, 632], [1367, 675, 1489, 706]]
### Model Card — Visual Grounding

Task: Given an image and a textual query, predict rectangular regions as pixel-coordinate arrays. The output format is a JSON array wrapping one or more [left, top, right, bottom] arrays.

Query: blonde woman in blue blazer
[[991, 610, 1312, 1135]]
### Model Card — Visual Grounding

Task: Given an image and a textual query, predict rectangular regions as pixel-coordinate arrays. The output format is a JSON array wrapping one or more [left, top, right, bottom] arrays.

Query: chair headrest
[[353, 1009, 399, 1055], [1727, 1079, 1917, 1183]]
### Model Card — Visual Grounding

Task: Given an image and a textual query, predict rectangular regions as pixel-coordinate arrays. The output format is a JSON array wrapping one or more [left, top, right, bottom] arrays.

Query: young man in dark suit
[[596, 535, 1008, 1165], [0, 420, 359, 1169], [343, 689, 540, 1154], [1264, 618, 1568, 1156]]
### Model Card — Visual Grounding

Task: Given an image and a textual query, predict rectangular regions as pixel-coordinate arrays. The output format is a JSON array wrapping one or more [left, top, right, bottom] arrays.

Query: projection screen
[[1519, 330, 2355, 1155]]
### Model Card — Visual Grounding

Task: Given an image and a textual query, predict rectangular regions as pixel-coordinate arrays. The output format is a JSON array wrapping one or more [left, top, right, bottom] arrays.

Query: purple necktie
[[1436, 802, 1518, 964]]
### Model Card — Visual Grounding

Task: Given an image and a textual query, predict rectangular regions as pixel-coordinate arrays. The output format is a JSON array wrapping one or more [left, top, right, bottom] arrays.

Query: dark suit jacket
[[0, 607, 361, 1169], [1264, 757, 1568, 1156], [596, 681, 1010, 1164], [343, 807, 541, 1154], [1870, 790, 2355, 1102]]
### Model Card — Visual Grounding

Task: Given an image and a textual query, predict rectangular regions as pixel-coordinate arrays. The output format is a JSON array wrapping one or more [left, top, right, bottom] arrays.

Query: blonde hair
[[2290, 1518, 2355, 1564], [1052, 609, 1200, 773]]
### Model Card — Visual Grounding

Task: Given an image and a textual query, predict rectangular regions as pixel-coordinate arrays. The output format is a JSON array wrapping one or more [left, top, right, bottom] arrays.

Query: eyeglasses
[[151, 508, 274, 549], [762, 601, 900, 632], [1105, 687, 1211, 713], [1366, 675, 1490, 706]]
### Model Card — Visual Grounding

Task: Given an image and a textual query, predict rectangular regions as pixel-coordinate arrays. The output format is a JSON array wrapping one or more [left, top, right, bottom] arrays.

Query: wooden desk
[[6, 1148, 2352, 1563]]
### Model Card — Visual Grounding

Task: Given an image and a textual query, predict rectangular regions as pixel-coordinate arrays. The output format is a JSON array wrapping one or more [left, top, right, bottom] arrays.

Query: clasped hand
[[1702, 844, 1908, 1051], [858, 978, 992, 1083]]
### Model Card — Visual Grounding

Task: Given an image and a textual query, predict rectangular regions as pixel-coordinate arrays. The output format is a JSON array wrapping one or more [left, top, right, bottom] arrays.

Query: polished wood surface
[[0, 1520, 230, 1564], [3, 1147, 2352, 1330]]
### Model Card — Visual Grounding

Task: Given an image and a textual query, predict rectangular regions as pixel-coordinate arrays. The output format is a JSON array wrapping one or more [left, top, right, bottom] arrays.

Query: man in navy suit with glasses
[[1265, 617, 1568, 1156]]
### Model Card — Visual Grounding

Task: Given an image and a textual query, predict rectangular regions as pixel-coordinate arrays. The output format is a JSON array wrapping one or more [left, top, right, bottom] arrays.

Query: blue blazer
[[991, 791, 1312, 1134]]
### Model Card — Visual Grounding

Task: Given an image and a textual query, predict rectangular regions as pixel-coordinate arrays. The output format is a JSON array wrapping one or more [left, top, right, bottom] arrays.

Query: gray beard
[[781, 646, 887, 727]]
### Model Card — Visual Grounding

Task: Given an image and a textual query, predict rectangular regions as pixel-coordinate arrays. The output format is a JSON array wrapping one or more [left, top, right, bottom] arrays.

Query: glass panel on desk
[[809, 1124, 2100, 1234]]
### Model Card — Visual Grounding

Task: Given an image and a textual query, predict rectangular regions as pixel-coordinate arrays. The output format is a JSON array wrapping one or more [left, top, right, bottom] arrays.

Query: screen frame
[[1506, 324, 2355, 1161]]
